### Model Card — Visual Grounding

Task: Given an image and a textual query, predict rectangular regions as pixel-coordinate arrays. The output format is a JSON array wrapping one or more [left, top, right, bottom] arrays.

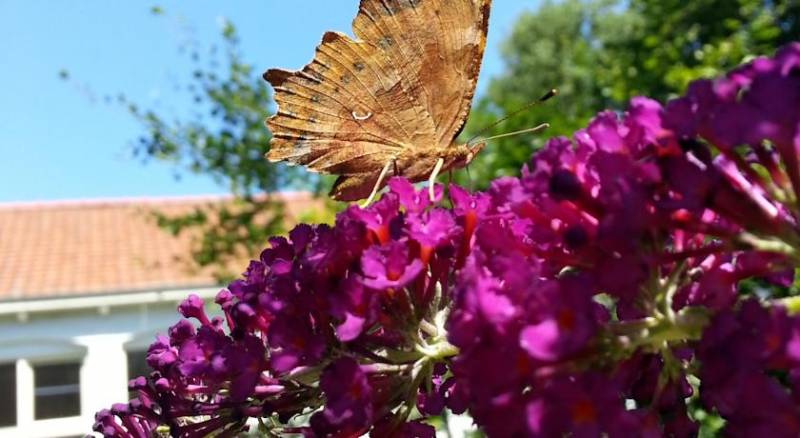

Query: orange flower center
[[570, 398, 597, 424], [556, 308, 576, 331]]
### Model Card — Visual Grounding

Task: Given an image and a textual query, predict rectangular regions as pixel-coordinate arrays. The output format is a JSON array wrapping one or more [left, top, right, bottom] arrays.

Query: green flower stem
[[736, 232, 797, 257], [383, 348, 425, 364], [607, 307, 710, 353], [662, 261, 687, 322], [286, 365, 324, 386], [364, 363, 415, 374], [649, 307, 709, 344], [420, 319, 439, 337], [607, 316, 660, 336], [415, 338, 459, 361]]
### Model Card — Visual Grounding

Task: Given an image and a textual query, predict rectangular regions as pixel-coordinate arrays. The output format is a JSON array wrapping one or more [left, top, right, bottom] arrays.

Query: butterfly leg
[[428, 157, 445, 201], [360, 157, 395, 208]]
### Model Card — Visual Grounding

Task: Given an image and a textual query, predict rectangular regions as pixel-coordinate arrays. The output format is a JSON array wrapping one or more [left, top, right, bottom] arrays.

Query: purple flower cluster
[[95, 179, 473, 437], [95, 43, 800, 437], [698, 300, 800, 437], [446, 42, 800, 436]]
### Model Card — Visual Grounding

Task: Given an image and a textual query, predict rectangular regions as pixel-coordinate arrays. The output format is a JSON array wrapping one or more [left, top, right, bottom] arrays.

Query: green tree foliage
[[609, 0, 800, 102], [457, 0, 634, 186], [119, 15, 315, 281], [463, 0, 799, 188]]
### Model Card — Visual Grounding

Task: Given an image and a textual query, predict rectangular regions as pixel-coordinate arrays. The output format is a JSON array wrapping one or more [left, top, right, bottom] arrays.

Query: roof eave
[[0, 286, 221, 317]]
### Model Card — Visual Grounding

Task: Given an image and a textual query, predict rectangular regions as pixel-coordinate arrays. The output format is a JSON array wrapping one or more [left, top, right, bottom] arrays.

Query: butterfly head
[[465, 141, 486, 165], [449, 141, 486, 170]]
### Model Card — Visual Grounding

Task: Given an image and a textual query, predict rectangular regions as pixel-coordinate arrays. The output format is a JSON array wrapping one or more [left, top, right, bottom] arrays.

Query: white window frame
[[0, 341, 87, 438]]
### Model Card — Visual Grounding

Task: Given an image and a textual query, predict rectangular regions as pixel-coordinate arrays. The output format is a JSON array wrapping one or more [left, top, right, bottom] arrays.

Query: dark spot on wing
[[353, 61, 365, 72], [397, 0, 422, 8], [380, 4, 395, 16], [314, 61, 330, 72], [378, 36, 394, 50], [378, 0, 421, 17]]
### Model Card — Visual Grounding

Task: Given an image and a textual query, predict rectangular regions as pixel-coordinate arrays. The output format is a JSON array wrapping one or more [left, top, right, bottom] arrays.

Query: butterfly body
[[265, 0, 492, 201], [321, 140, 487, 201]]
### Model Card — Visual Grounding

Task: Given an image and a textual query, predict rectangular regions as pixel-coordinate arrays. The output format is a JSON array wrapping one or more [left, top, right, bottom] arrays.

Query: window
[[126, 350, 149, 382], [0, 363, 16, 426], [127, 349, 150, 399], [33, 361, 81, 420]]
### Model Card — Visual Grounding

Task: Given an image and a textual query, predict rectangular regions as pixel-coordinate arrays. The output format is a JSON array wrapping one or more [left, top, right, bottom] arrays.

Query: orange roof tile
[[0, 193, 321, 301]]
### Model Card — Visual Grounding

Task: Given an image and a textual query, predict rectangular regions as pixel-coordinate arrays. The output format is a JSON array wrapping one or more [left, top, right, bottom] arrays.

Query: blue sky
[[0, 1, 540, 202]]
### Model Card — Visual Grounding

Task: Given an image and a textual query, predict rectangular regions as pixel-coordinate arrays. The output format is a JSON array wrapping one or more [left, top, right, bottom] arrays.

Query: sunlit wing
[[264, 0, 491, 200]]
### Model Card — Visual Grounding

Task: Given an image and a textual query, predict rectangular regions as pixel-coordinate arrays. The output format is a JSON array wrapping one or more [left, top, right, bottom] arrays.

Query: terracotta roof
[[0, 193, 321, 301]]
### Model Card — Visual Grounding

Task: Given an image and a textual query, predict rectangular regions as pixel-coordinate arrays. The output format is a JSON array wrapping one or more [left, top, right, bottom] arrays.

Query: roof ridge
[[0, 191, 314, 210]]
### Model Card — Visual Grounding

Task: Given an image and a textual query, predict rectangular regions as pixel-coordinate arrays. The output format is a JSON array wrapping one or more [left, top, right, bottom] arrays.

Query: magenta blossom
[[95, 44, 800, 437]]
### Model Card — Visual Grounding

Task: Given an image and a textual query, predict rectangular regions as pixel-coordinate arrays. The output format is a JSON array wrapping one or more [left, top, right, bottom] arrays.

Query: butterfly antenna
[[467, 88, 558, 147], [480, 123, 550, 142]]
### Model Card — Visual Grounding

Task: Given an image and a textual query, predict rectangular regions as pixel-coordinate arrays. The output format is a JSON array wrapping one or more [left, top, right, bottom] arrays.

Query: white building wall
[[0, 288, 479, 438], [0, 287, 219, 438]]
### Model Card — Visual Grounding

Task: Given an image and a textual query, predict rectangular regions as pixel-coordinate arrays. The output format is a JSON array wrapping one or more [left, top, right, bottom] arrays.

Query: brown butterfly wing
[[265, 0, 491, 201]]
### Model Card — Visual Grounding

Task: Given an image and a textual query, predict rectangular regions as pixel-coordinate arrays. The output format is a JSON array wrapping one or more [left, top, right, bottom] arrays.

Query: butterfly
[[264, 0, 492, 203]]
